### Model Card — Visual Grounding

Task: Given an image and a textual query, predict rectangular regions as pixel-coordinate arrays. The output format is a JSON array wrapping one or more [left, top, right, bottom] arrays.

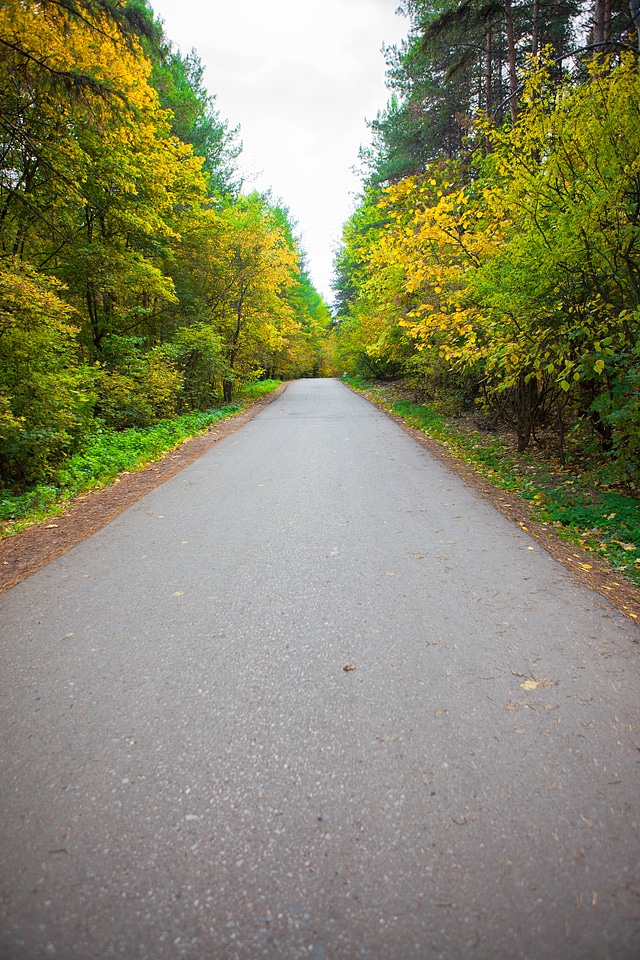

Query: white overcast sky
[[149, 0, 408, 302]]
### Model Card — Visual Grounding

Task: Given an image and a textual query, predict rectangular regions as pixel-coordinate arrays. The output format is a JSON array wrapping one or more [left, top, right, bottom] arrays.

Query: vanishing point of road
[[1, 378, 639, 960]]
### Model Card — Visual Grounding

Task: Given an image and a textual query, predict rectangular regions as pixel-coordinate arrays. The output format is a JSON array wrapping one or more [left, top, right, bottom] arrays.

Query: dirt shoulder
[[0, 385, 287, 595], [1, 381, 638, 624]]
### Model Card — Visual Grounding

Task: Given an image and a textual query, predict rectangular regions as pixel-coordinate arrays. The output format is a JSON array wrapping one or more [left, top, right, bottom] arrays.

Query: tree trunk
[[556, 398, 566, 465], [485, 24, 493, 117], [515, 373, 538, 453], [223, 291, 245, 405], [504, 0, 518, 124], [531, 0, 540, 56], [594, 0, 604, 44], [593, 0, 610, 45]]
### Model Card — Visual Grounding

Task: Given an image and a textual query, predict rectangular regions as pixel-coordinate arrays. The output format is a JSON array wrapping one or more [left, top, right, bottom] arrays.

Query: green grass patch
[[348, 378, 640, 589], [238, 378, 282, 399]]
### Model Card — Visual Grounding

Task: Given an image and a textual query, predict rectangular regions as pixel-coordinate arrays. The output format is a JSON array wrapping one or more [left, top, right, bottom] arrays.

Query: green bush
[[0, 261, 95, 488]]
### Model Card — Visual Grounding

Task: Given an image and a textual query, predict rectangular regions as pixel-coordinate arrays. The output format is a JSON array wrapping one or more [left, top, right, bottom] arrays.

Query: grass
[[240, 379, 282, 399], [349, 377, 640, 590], [0, 380, 282, 534]]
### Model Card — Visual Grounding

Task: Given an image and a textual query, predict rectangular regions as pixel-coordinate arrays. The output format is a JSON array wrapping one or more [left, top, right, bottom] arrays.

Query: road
[[1, 378, 639, 960]]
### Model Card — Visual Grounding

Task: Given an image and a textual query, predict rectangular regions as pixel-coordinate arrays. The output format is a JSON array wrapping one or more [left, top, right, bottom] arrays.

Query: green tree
[[129, 1, 242, 198]]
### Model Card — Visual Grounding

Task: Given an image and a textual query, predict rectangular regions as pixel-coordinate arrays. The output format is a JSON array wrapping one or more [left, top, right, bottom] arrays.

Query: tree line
[[0, 0, 330, 491], [332, 0, 640, 487]]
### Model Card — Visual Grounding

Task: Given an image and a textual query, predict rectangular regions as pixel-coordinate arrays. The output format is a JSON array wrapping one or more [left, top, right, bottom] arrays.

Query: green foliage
[[95, 339, 182, 429], [0, 260, 95, 486], [171, 324, 224, 411], [237, 379, 282, 399]]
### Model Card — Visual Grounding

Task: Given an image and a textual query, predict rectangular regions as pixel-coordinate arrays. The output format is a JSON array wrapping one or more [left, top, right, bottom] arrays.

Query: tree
[[171, 194, 300, 400], [0, 260, 94, 485], [130, 0, 242, 198], [362, 0, 588, 185]]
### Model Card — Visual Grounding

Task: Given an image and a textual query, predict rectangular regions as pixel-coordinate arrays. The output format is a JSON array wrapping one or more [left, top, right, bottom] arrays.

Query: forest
[[332, 0, 640, 491], [0, 0, 330, 503]]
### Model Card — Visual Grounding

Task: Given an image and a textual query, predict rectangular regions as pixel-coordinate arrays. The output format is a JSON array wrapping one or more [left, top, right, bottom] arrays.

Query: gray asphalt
[[1, 378, 639, 960]]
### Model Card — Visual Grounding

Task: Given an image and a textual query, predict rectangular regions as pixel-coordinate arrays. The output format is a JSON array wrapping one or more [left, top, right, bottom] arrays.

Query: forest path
[[1, 378, 639, 960]]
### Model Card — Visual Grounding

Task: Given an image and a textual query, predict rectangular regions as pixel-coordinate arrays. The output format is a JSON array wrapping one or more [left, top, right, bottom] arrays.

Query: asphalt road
[[1, 378, 639, 960]]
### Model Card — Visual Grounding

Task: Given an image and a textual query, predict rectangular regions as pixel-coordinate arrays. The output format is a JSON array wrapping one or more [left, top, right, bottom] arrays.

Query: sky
[[149, 0, 408, 303]]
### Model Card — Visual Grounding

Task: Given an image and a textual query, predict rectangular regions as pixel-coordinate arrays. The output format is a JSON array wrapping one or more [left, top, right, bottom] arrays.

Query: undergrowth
[[349, 378, 640, 590]]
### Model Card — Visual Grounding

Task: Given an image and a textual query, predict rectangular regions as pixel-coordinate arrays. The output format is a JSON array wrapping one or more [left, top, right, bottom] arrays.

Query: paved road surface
[[2, 379, 639, 960]]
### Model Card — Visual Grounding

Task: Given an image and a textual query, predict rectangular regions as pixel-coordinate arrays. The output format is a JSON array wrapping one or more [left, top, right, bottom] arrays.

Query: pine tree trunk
[[504, 0, 518, 124], [531, 0, 540, 56], [485, 25, 493, 116], [594, 0, 604, 45]]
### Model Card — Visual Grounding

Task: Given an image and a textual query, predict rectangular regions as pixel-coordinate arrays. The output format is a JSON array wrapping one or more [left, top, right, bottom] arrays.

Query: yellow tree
[[0, 0, 206, 342], [172, 194, 299, 400], [466, 55, 640, 463], [0, 0, 208, 426], [331, 186, 414, 379], [0, 259, 94, 486], [333, 168, 502, 390]]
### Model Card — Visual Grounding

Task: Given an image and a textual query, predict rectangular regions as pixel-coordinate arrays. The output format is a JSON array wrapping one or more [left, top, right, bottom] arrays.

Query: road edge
[[348, 383, 640, 627], [0, 383, 288, 594]]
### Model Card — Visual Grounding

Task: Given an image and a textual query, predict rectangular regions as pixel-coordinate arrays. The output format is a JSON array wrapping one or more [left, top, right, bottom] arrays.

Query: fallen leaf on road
[[521, 677, 556, 690], [343, 664, 356, 672]]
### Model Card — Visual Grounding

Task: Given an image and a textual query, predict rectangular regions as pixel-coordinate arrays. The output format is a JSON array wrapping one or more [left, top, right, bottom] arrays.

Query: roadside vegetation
[[349, 377, 640, 591]]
